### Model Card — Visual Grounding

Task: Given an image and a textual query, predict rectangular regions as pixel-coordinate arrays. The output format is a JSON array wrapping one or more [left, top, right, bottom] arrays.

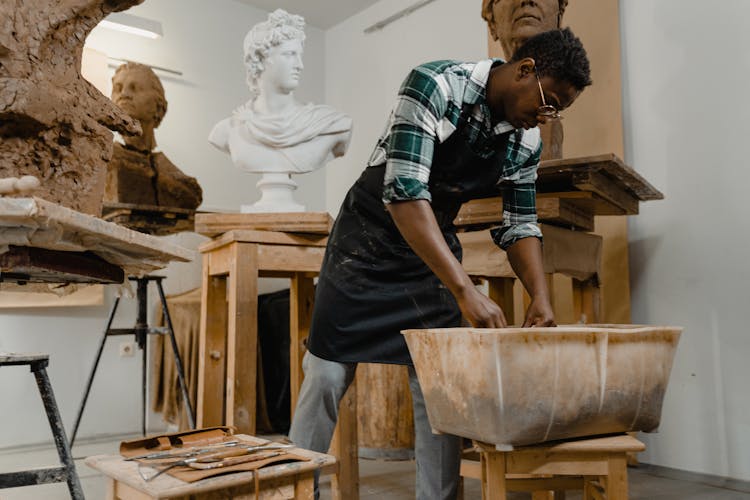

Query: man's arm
[[387, 200, 508, 328], [506, 237, 556, 327]]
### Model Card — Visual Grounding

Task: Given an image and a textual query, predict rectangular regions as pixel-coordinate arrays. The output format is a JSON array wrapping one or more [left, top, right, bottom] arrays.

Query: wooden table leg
[[487, 277, 516, 325], [226, 242, 259, 434], [290, 273, 315, 416], [197, 253, 227, 427], [481, 451, 507, 500], [605, 455, 628, 500], [295, 471, 315, 499], [330, 378, 359, 500], [572, 278, 600, 324]]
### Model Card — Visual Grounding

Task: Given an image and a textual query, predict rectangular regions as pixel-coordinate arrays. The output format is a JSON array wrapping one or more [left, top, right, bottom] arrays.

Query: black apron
[[307, 122, 516, 365]]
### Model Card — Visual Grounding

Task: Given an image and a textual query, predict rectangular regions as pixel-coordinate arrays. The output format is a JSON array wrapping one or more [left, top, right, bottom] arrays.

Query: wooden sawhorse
[[461, 434, 644, 500]]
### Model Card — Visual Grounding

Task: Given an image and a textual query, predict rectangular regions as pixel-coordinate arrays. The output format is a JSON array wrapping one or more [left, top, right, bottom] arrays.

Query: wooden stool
[[0, 353, 84, 499], [461, 434, 645, 500], [85, 434, 337, 499]]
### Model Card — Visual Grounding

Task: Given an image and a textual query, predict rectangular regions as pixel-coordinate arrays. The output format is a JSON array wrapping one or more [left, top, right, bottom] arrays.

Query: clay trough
[[402, 324, 681, 448]]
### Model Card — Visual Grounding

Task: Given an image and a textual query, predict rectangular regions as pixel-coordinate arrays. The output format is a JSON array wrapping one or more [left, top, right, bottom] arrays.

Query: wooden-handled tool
[[139, 447, 252, 482], [187, 450, 286, 470]]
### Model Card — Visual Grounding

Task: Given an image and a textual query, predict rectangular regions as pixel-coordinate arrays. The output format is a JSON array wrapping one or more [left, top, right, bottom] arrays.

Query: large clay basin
[[402, 324, 681, 448]]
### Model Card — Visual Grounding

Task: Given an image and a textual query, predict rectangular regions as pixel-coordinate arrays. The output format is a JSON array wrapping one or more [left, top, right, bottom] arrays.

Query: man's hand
[[506, 237, 557, 328], [388, 200, 512, 328], [523, 296, 556, 327], [457, 285, 507, 328]]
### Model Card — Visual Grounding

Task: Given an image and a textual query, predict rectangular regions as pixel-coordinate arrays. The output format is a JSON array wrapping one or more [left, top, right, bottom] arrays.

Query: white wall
[[0, 0, 326, 448], [324, 0, 488, 214], [621, 1, 750, 481]]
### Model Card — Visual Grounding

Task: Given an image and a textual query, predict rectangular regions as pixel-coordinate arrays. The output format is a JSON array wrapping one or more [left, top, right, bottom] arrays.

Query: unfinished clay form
[[0, 0, 144, 216], [106, 62, 203, 211], [209, 9, 352, 213], [403, 324, 682, 448]]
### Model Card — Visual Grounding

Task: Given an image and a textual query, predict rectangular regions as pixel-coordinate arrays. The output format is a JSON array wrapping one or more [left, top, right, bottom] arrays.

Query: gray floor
[[1, 436, 749, 499]]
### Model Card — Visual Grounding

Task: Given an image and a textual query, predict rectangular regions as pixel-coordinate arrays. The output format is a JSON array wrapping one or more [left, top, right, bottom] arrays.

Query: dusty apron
[[307, 122, 517, 365]]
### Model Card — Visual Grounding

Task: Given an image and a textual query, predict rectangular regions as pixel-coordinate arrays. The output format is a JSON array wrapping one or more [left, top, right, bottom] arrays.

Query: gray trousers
[[288, 351, 461, 500]]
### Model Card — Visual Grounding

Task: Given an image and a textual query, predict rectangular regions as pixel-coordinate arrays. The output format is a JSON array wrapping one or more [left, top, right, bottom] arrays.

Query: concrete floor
[[1, 436, 749, 499]]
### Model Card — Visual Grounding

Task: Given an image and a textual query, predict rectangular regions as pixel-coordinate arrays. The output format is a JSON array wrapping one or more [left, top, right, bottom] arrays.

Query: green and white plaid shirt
[[368, 59, 542, 249]]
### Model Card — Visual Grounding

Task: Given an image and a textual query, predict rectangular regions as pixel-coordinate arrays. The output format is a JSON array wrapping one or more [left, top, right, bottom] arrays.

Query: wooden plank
[[572, 171, 639, 215], [487, 277, 516, 326], [0, 246, 124, 284], [605, 456, 628, 500], [196, 255, 227, 428], [226, 243, 258, 434], [482, 452, 507, 500], [538, 154, 663, 201], [506, 452, 609, 476], [195, 212, 333, 237], [101, 202, 195, 232], [255, 245, 325, 273], [507, 477, 581, 493], [457, 231, 515, 278], [330, 380, 359, 500], [199, 230, 328, 254], [454, 196, 594, 231], [289, 273, 315, 417], [0, 198, 194, 273]]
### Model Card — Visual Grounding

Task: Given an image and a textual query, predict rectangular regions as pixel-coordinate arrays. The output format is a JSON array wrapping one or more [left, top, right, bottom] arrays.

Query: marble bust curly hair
[[243, 9, 306, 99]]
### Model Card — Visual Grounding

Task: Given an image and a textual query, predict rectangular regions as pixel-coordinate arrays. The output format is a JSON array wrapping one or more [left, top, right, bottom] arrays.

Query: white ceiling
[[235, 0, 381, 29]]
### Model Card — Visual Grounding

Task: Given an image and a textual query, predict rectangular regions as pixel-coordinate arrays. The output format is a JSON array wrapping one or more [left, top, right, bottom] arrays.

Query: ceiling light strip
[[364, 0, 437, 34]]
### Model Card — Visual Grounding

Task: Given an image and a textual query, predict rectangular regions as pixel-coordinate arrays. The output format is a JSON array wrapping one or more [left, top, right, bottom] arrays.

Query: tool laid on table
[[137, 443, 295, 482], [125, 440, 241, 461], [187, 449, 286, 470]]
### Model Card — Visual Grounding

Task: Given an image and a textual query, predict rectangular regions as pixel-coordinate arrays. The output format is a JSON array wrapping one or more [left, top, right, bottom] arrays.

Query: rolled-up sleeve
[[490, 139, 543, 250], [382, 67, 449, 204]]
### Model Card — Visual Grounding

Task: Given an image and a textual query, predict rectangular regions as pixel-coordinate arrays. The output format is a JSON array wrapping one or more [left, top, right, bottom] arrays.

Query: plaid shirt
[[368, 59, 542, 249]]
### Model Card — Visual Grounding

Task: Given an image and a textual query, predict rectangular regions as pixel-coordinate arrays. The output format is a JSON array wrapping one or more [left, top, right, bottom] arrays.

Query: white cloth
[[233, 102, 350, 148]]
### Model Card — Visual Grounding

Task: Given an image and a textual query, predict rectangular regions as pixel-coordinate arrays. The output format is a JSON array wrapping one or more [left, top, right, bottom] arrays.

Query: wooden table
[[0, 196, 195, 281], [195, 229, 326, 433], [459, 224, 603, 324], [85, 434, 337, 499]]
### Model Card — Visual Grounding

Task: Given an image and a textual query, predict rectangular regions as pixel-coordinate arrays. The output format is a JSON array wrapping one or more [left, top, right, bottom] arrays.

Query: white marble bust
[[209, 9, 352, 212]]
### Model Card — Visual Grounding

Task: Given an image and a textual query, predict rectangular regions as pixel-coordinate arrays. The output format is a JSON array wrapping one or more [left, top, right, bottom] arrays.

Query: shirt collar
[[467, 58, 504, 105]]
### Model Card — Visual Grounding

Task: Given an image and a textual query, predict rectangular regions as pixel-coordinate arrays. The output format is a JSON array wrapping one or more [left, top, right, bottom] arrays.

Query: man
[[482, 0, 568, 59], [290, 28, 591, 500]]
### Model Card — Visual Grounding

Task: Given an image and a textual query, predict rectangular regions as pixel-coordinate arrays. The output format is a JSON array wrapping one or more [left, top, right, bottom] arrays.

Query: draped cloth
[[233, 102, 351, 148]]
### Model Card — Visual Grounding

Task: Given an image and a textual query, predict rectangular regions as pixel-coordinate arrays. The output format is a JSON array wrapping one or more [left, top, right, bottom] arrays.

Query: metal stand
[[69, 276, 195, 448], [0, 354, 85, 499]]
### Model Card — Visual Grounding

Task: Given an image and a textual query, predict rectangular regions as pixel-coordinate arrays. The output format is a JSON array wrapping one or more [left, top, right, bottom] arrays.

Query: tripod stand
[[69, 275, 195, 448]]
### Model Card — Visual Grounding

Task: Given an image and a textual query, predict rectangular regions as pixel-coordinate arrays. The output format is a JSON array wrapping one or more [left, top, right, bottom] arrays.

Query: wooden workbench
[[85, 434, 337, 499]]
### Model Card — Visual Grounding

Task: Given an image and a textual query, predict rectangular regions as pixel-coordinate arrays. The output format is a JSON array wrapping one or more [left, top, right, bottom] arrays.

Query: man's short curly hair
[[511, 27, 592, 90], [481, 0, 569, 40]]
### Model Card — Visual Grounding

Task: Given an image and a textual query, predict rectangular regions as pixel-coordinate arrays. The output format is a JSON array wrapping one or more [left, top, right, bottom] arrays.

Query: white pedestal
[[241, 173, 305, 213]]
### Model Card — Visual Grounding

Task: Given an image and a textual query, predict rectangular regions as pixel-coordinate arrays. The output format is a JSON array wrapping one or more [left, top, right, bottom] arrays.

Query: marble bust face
[[257, 38, 304, 98], [482, 0, 567, 59]]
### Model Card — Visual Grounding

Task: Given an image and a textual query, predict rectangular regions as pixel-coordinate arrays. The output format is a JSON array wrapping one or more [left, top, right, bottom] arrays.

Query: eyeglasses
[[535, 72, 561, 119]]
